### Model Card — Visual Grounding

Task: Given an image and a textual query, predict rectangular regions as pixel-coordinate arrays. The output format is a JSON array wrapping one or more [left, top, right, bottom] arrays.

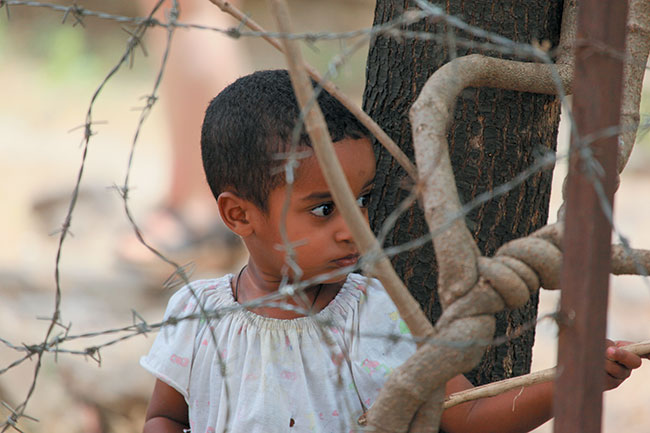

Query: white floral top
[[140, 273, 416, 433]]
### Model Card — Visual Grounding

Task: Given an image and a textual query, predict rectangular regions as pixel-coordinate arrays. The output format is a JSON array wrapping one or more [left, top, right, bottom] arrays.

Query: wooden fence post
[[554, 1, 629, 432]]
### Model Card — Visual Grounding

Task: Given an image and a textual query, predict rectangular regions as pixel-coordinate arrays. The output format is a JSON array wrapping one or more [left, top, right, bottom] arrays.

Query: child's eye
[[310, 193, 370, 217], [310, 202, 335, 217], [357, 192, 371, 208]]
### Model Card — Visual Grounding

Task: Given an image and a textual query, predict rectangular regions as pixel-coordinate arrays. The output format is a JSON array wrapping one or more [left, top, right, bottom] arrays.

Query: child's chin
[[318, 271, 350, 285]]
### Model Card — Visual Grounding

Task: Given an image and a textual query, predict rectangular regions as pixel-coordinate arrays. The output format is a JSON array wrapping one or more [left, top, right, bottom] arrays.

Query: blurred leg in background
[[119, 0, 248, 265]]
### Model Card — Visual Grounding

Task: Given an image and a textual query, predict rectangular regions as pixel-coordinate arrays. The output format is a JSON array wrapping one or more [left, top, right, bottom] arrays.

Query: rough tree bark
[[363, 0, 564, 392]]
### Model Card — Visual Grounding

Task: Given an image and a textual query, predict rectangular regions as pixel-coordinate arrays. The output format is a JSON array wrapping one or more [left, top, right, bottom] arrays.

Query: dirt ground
[[1, 3, 649, 432]]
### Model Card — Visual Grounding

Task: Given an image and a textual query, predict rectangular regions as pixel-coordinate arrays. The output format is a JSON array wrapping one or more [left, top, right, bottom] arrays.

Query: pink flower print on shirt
[[170, 354, 189, 367], [285, 335, 293, 350], [201, 338, 209, 346], [206, 428, 215, 433], [361, 359, 379, 374], [355, 283, 367, 294], [332, 410, 339, 417], [361, 359, 393, 376], [281, 370, 297, 381]]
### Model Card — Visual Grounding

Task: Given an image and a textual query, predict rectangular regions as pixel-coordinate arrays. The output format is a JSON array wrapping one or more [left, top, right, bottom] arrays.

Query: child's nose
[[333, 218, 353, 243]]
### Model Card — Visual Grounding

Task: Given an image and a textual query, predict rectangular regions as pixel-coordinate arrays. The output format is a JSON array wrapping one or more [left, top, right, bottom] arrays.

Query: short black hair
[[200, 69, 369, 211]]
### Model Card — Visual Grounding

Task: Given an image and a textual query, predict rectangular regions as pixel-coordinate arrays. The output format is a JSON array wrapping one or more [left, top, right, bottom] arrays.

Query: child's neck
[[232, 264, 344, 319]]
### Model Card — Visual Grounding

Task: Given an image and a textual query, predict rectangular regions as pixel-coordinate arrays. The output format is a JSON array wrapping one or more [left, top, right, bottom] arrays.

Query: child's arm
[[143, 379, 189, 433], [440, 340, 645, 433], [441, 374, 553, 433]]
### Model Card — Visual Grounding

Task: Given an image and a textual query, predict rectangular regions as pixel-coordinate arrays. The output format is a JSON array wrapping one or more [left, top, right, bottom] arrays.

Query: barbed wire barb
[[121, 26, 150, 66], [61, 2, 84, 27]]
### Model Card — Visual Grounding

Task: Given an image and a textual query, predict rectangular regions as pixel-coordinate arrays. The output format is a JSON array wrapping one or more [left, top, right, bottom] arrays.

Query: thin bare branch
[[445, 339, 650, 409], [445, 368, 555, 410]]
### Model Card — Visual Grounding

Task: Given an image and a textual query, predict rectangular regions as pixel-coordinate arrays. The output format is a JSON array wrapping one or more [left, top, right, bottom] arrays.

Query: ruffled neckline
[[208, 273, 364, 331]]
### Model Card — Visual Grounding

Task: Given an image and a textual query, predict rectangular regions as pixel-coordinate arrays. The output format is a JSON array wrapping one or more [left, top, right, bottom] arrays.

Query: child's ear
[[217, 192, 255, 237]]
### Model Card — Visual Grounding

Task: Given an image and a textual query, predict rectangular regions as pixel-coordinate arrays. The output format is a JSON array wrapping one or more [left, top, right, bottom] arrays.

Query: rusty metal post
[[554, 1, 628, 432]]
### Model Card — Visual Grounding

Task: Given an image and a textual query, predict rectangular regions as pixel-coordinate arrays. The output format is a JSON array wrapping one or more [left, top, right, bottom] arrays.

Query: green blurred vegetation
[[0, 3, 157, 88], [0, 0, 372, 101]]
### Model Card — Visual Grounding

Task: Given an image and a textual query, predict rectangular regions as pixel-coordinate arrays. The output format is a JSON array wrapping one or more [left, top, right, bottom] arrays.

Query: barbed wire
[[10, 0, 649, 70], [2, 0, 172, 430], [1, 0, 648, 431]]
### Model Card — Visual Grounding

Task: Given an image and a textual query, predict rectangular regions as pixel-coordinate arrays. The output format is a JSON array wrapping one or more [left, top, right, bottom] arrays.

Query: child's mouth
[[334, 254, 359, 267]]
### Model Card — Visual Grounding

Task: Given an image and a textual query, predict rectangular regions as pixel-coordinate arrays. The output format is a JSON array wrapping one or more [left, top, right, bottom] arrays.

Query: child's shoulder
[[346, 272, 383, 292], [345, 273, 401, 314], [163, 274, 234, 317], [346, 273, 416, 348]]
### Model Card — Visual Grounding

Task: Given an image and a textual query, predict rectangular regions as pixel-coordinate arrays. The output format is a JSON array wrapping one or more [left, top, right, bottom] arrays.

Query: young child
[[141, 69, 645, 433]]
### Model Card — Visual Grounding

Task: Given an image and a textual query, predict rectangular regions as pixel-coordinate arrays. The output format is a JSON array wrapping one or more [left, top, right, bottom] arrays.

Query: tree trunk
[[363, 0, 563, 393]]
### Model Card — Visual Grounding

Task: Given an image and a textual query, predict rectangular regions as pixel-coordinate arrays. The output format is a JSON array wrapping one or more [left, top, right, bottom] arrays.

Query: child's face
[[246, 137, 375, 285]]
